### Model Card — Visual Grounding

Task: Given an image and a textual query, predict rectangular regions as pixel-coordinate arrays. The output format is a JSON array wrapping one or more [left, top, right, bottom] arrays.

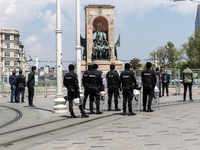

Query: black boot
[[128, 112, 136, 116], [147, 108, 153, 112], [115, 108, 121, 111], [81, 111, 89, 118], [96, 110, 102, 114], [122, 112, 126, 115], [71, 113, 76, 118]]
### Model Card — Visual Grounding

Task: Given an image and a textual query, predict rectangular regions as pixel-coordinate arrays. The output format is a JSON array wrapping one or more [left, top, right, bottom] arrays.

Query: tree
[[165, 41, 182, 68], [149, 46, 167, 67], [181, 28, 200, 68], [129, 58, 142, 70]]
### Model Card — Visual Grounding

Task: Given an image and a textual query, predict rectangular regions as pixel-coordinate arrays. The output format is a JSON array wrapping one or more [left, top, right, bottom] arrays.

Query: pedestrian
[[88, 64, 103, 114], [27, 66, 37, 107], [9, 70, 17, 103], [63, 64, 89, 118], [155, 67, 162, 97], [15, 70, 26, 103], [141, 62, 156, 112], [182, 64, 193, 102], [120, 63, 137, 116], [82, 65, 92, 109], [162, 69, 170, 96], [106, 64, 121, 111]]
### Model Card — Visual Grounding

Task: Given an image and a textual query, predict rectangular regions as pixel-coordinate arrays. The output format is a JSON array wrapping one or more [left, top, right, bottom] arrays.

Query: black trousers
[[83, 88, 89, 108], [68, 91, 84, 115], [28, 85, 34, 106], [89, 88, 100, 111], [17, 86, 25, 102], [108, 87, 119, 109], [183, 83, 192, 100], [162, 83, 169, 96], [143, 85, 154, 110], [122, 89, 133, 113]]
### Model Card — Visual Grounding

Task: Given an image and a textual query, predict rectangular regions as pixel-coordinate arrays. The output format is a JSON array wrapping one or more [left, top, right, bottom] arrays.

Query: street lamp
[[53, 0, 67, 114]]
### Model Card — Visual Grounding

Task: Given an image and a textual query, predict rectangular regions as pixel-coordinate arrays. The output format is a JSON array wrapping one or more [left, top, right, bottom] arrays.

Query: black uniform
[[63, 70, 85, 117], [82, 69, 90, 109], [141, 68, 156, 111], [15, 74, 26, 102], [106, 70, 120, 110], [88, 69, 103, 114], [120, 70, 137, 114]]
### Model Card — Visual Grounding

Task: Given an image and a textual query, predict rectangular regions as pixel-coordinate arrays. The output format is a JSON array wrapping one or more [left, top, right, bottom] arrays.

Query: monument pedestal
[[81, 60, 122, 74]]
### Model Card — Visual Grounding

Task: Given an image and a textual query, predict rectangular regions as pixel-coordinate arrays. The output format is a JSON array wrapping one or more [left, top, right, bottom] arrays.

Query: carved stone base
[[53, 98, 68, 114], [81, 60, 123, 75]]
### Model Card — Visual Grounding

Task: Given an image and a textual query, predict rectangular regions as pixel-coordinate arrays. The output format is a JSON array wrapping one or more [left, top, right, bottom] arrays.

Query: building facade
[[195, 4, 200, 29], [0, 28, 23, 71]]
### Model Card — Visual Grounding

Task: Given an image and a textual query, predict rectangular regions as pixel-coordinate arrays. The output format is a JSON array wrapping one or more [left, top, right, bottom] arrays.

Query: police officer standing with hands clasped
[[141, 62, 156, 112], [88, 64, 103, 114], [120, 63, 137, 116], [63, 64, 89, 118], [106, 64, 121, 111]]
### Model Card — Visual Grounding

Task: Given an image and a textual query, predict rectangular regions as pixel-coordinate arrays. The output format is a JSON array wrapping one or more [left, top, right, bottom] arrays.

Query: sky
[[0, 0, 199, 69]]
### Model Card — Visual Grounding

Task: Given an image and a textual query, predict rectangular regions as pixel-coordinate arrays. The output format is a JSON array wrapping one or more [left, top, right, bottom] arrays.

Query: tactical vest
[[83, 70, 89, 85], [121, 71, 133, 87], [107, 70, 119, 87], [88, 70, 99, 85], [183, 68, 193, 83], [64, 72, 74, 88], [142, 70, 154, 85]]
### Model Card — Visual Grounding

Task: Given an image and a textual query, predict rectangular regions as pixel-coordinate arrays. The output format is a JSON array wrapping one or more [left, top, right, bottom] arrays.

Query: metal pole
[[53, 0, 67, 113], [155, 51, 157, 68], [76, 0, 82, 89]]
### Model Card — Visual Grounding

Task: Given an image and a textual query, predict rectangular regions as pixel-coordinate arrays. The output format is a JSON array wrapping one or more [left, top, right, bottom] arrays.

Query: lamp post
[[53, 0, 67, 113], [155, 51, 158, 68], [76, 0, 82, 89]]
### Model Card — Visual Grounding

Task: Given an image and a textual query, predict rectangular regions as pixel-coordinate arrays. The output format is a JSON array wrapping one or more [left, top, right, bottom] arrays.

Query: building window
[[4, 78, 7, 82], [14, 53, 19, 58], [14, 44, 19, 49], [14, 35, 19, 41], [14, 61, 19, 66], [4, 43, 10, 48], [5, 52, 10, 57], [5, 35, 10, 40], [5, 61, 10, 66], [197, 20, 199, 23]]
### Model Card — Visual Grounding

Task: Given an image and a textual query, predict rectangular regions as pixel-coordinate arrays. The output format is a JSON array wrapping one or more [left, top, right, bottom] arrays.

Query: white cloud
[[24, 36, 38, 46]]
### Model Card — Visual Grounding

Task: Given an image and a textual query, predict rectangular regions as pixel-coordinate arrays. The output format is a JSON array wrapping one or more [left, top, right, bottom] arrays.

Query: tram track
[[0, 105, 23, 129], [0, 99, 199, 148]]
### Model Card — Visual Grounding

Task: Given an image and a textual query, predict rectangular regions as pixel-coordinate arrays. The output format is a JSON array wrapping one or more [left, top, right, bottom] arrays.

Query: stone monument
[[81, 4, 122, 74]]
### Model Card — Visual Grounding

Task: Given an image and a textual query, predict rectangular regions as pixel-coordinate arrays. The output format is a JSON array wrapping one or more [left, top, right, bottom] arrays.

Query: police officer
[[120, 63, 137, 116], [88, 64, 103, 114], [183, 64, 193, 102], [15, 70, 26, 103], [106, 64, 121, 111], [141, 62, 156, 112], [82, 65, 92, 109], [63, 64, 89, 118]]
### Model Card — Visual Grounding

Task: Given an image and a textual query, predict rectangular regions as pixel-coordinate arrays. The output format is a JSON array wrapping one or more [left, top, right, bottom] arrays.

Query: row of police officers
[[63, 62, 156, 118]]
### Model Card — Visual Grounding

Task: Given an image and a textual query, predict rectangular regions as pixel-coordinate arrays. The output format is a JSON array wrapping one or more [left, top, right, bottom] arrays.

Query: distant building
[[0, 28, 24, 71], [195, 4, 200, 29]]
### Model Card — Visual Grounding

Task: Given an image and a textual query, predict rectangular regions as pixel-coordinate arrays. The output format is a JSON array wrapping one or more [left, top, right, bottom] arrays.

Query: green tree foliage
[[129, 58, 142, 70], [181, 28, 200, 68], [150, 42, 183, 68]]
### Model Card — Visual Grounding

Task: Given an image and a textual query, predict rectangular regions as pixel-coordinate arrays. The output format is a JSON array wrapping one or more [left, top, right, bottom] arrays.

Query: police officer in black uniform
[[141, 62, 156, 112], [106, 64, 121, 111], [82, 65, 92, 109], [63, 64, 89, 118], [88, 64, 103, 114], [120, 63, 137, 116]]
